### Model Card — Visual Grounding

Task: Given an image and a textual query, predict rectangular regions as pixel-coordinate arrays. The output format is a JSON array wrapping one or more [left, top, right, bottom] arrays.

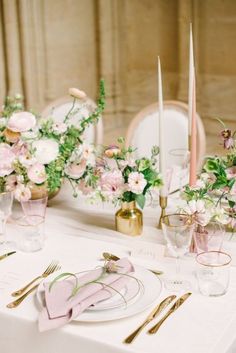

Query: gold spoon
[[102, 252, 163, 276]]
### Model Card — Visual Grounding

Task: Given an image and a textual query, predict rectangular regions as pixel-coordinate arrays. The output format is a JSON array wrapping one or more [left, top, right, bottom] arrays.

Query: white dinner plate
[[87, 275, 142, 311], [36, 265, 162, 322]]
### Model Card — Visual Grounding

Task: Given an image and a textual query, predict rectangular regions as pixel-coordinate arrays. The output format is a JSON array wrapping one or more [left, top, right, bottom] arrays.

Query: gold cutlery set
[[6, 260, 61, 308], [124, 292, 191, 343]]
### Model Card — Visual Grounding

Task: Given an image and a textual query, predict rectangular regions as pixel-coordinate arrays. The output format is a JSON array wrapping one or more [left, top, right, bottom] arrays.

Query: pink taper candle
[[189, 72, 197, 186], [188, 23, 195, 148]]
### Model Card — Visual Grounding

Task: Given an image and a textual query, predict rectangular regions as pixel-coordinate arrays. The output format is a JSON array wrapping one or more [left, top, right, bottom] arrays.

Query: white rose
[[32, 139, 59, 165]]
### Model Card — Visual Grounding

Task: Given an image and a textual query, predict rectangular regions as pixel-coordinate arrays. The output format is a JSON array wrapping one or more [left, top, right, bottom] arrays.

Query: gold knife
[[0, 251, 16, 261], [123, 295, 176, 344], [147, 292, 192, 334]]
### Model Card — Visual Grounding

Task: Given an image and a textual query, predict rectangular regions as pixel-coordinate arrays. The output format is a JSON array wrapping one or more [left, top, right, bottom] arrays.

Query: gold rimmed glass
[[16, 215, 45, 252], [196, 251, 231, 297], [0, 191, 13, 246], [162, 214, 195, 291]]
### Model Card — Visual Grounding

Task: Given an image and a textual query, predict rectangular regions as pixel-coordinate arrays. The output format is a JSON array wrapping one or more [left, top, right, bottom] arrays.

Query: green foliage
[[80, 79, 106, 133], [1, 95, 24, 118], [0, 177, 6, 193], [135, 194, 145, 209]]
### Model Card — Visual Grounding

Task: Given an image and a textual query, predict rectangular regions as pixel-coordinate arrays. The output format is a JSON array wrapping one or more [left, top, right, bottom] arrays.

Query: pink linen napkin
[[38, 258, 134, 331]]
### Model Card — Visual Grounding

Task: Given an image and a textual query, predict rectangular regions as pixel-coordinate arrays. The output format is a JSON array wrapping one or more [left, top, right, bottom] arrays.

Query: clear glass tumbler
[[196, 251, 231, 297], [16, 215, 45, 252], [21, 196, 48, 218], [0, 191, 13, 245]]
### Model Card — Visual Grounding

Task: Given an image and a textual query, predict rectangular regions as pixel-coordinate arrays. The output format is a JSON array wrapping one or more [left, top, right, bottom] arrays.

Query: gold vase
[[115, 201, 143, 236], [29, 183, 60, 201], [29, 183, 48, 200]]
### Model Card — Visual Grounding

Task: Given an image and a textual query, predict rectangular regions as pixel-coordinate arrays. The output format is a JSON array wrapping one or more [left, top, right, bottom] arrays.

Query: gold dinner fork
[[11, 260, 60, 297], [7, 261, 61, 308]]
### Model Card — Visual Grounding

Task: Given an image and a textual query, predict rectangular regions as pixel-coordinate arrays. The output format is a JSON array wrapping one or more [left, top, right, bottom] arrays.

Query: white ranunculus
[[7, 111, 36, 132], [32, 139, 59, 165]]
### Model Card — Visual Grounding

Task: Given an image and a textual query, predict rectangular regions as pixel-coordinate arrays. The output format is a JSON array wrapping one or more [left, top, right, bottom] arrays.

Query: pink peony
[[65, 159, 87, 179], [128, 172, 147, 194], [27, 163, 47, 184], [100, 170, 125, 199], [0, 143, 15, 176], [14, 184, 31, 202], [7, 112, 36, 132]]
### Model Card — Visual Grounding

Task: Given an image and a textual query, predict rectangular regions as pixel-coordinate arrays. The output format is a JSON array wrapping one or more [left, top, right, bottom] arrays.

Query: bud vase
[[115, 201, 143, 236]]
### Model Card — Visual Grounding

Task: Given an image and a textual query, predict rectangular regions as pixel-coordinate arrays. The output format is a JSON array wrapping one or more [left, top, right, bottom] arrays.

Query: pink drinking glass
[[21, 196, 48, 218]]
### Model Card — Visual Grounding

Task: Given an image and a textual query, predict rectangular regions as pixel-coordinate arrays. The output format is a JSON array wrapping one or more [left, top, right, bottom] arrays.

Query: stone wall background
[[0, 0, 236, 145]]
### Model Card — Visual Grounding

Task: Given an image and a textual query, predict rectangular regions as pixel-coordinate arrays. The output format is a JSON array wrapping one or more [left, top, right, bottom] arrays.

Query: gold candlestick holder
[[188, 135, 191, 151], [158, 195, 168, 229]]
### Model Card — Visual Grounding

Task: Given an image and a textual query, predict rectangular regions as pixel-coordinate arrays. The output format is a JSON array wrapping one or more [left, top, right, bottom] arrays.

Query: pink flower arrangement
[[0, 82, 105, 202], [84, 140, 162, 209]]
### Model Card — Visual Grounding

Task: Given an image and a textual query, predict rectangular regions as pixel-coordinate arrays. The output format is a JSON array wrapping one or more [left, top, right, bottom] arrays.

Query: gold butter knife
[[0, 251, 16, 261], [123, 295, 176, 344], [148, 292, 192, 334]]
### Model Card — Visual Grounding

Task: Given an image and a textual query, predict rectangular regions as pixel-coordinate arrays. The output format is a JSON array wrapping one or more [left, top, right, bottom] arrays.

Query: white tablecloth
[[1, 189, 236, 353]]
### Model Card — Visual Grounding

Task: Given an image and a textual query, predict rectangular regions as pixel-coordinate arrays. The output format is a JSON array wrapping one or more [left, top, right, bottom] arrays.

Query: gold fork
[[7, 262, 61, 308], [11, 260, 60, 297]]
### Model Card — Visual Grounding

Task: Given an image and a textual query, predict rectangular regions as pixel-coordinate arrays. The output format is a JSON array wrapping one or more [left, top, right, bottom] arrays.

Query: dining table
[[1, 185, 236, 353]]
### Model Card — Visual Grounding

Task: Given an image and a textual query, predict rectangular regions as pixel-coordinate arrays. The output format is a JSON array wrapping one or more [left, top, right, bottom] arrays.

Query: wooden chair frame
[[125, 100, 206, 168]]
